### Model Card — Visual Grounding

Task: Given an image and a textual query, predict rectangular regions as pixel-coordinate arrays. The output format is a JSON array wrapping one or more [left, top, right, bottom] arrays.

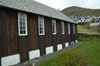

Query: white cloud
[[34, 0, 67, 10], [90, 0, 100, 9], [35, 0, 100, 10]]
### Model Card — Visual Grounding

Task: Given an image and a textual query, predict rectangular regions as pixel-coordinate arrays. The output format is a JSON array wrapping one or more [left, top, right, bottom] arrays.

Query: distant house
[[90, 16, 100, 26], [0, 0, 77, 66], [92, 16, 100, 23], [70, 15, 92, 23]]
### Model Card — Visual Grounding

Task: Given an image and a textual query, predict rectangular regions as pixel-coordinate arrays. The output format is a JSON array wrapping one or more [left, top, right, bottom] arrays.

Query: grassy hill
[[61, 6, 100, 16], [77, 25, 100, 35]]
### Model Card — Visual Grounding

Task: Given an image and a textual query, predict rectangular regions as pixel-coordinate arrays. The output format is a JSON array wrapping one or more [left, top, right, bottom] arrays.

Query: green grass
[[74, 37, 100, 66], [39, 50, 88, 66], [39, 37, 100, 66], [77, 25, 100, 35]]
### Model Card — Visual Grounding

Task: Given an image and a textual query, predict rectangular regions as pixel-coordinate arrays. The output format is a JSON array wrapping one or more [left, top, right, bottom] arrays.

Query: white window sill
[[62, 33, 65, 34], [52, 33, 57, 35], [39, 33, 45, 35], [19, 34, 28, 36]]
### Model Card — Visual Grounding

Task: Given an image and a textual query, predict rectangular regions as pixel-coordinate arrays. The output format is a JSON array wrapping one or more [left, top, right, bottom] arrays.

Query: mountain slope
[[61, 6, 100, 16]]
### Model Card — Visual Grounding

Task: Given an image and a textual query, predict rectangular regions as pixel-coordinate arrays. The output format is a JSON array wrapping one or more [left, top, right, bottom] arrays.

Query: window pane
[[20, 16, 22, 21], [22, 22, 25, 25], [40, 27, 42, 31], [20, 31, 23, 34], [23, 17, 25, 22], [20, 22, 23, 25], [23, 30, 25, 34], [20, 26, 23, 30], [23, 26, 25, 29], [40, 30, 43, 34]]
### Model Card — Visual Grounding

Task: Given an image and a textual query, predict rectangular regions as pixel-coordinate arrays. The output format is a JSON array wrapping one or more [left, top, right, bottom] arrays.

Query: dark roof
[[0, 0, 75, 23]]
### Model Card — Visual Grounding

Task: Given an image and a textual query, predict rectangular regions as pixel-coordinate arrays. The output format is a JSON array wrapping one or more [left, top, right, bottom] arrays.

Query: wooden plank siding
[[0, 9, 19, 58], [0, 9, 3, 66], [45, 17, 52, 47], [38, 35, 46, 56], [75, 24, 78, 41], [5, 10, 19, 56], [0, 9, 3, 57], [1, 10, 8, 57], [61, 34, 65, 48], [65, 22, 68, 42], [18, 37, 29, 62], [28, 14, 39, 50], [56, 20, 62, 44], [70, 23, 73, 42], [68, 35, 71, 45], [52, 35, 57, 52]]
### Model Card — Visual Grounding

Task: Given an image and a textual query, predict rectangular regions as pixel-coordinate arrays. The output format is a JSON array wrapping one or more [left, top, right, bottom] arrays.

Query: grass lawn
[[74, 37, 100, 66], [77, 25, 100, 35], [39, 37, 100, 66]]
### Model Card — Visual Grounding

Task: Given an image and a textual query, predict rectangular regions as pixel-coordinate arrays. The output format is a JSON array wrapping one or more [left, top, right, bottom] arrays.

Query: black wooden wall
[[0, 6, 77, 66]]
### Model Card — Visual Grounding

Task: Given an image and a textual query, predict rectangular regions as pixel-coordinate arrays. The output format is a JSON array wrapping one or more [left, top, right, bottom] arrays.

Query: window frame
[[68, 23, 71, 34], [73, 24, 76, 34], [61, 21, 65, 34], [52, 19, 57, 35], [38, 16, 45, 35], [18, 12, 28, 36]]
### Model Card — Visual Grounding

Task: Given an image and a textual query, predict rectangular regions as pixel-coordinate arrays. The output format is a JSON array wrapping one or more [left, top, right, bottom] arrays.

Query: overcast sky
[[35, 0, 100, 10]]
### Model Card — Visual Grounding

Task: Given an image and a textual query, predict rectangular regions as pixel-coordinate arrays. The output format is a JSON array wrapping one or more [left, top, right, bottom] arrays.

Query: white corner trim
[[75, 40, 78, 43], [57, 44, 63, 50], [46, 46, 53, 55], [65, 42, 69, 47], [29, 49, 40, 60], [1, 54, 20, 66]]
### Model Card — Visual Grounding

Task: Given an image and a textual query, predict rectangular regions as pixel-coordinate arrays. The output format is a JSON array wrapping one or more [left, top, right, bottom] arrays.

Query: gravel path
[[34, 41, 83, 62], [15, 41, 83, 66]]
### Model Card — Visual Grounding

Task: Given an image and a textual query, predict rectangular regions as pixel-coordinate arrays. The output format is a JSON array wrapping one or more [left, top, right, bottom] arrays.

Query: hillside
[[77, 25, 100, 35], [61, 6, 100, 16]]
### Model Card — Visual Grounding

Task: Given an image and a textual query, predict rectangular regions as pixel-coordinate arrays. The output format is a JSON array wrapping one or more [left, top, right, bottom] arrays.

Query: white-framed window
[[68, 23, 71, 34], [38, 16, 45, 35], [18, 12, 28, 36], [61, 21, 65, 34], [73, 24, 75, 34], [52, 19, 57, 35]]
